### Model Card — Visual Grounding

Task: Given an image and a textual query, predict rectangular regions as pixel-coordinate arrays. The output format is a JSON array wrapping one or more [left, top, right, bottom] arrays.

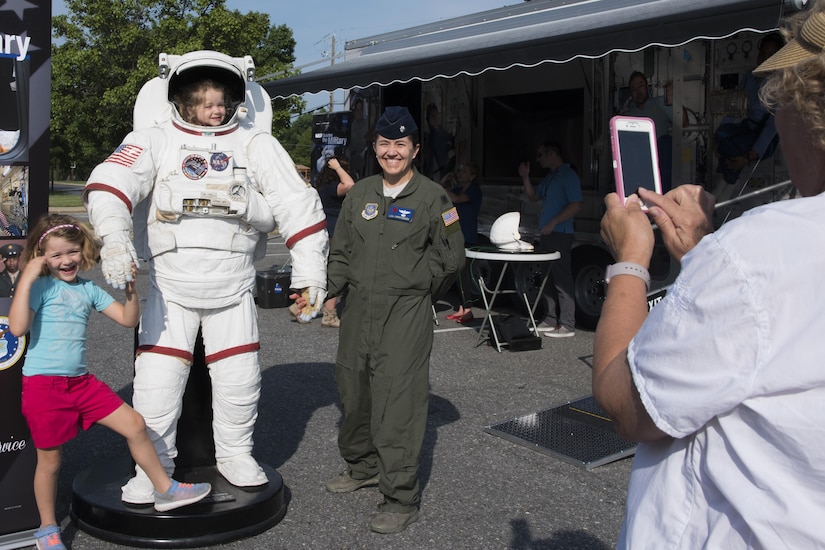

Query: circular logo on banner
[[210, 152, 231, 172], [0, 317, 25, 372], [182, 155, 209, 180]]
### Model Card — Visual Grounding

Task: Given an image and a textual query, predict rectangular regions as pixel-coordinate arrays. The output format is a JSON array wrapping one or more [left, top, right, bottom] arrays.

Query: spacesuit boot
[[217, 455, 268, 487], [122, 465, 164, 505]]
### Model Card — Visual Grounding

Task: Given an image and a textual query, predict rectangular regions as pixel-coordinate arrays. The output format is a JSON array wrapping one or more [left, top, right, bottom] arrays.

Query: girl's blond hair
[[25, 214, 100, 276]]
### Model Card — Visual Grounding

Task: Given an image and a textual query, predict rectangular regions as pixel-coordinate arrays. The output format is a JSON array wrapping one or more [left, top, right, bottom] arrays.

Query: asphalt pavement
[[33, 232, 632, 550]]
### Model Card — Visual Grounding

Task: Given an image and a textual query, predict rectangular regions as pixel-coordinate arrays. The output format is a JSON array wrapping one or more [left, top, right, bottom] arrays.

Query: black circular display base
[[70, 456, 286, 548]]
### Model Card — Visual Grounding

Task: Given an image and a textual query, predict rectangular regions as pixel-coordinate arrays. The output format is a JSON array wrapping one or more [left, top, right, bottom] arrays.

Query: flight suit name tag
[[388, 205, 414, 223], [362, 203, 379, 220]]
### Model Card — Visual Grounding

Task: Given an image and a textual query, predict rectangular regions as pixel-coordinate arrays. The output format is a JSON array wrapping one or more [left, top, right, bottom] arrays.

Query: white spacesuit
[[84, 51, 328, 503]]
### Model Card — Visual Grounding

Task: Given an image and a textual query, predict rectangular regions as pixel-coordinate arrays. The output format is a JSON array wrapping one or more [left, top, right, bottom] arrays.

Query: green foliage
[[51, 0, 306, 179], [273, 111, 315, 167]]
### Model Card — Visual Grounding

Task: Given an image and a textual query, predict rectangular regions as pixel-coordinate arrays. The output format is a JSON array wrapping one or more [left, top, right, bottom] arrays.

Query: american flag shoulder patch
[[442, 207, 460, 227], [105, 144, 144, 168]]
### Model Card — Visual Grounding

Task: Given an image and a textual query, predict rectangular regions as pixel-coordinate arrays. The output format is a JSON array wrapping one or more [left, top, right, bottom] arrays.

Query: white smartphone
[[609, 115, 663, 206]]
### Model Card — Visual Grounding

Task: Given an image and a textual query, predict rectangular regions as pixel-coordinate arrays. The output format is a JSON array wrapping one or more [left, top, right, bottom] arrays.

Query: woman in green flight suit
[[324, 106, 465, 534]]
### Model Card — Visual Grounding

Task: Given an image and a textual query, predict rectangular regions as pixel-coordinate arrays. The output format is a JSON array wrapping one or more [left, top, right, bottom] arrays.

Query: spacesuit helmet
[[162, 50, 254, 127], [490, 212, 534, 251]]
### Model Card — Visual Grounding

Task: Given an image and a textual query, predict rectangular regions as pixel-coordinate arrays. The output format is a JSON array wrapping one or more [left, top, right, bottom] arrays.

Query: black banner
[[0, 0, 50, 540], [0, 297, 34, 537], [310, 112, 351, 185]]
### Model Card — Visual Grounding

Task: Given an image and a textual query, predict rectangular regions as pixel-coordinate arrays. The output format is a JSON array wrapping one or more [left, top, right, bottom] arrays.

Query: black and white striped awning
[[261, 0, 790, 98]]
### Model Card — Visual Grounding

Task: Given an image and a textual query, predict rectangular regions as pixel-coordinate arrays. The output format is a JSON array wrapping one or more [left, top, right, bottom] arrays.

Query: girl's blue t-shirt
[[22, 276, 115, 377]]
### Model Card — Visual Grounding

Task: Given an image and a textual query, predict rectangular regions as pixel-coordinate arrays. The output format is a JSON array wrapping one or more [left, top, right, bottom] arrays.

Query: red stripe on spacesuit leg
[[136, 345, 194, 363], [285, 220, 327, 249], [84, 183, 134, 214], [205, 342, 261, 364]]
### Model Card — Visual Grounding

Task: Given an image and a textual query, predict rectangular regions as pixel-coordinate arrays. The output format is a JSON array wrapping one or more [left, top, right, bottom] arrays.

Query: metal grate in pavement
[[484, 395, 636, 470]]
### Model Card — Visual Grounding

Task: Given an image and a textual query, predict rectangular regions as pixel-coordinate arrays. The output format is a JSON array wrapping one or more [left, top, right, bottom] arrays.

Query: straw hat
[[754, 9, 825, 74]]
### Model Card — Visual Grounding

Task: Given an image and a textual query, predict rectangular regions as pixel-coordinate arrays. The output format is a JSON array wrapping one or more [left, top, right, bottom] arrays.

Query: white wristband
[[605, 262, 650, 290]]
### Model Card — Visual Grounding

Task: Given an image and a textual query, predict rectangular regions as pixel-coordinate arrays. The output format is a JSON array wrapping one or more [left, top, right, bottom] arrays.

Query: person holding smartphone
[[593, 3, 825, 547], [518, 141, 582, 337]]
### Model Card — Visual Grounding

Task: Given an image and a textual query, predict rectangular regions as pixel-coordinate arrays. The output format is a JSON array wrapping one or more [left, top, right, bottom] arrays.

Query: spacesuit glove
[[100, 232, 140, 289], [298, 286, 326, 322]]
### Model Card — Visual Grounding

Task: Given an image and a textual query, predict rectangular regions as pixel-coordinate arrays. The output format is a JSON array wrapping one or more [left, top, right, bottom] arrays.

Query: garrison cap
[[0, 243, 23, 259], [375, 106, 418, 139]]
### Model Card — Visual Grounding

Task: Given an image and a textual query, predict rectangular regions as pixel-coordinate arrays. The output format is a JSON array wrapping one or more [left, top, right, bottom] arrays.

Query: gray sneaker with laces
[[154, 480, 212, 512]]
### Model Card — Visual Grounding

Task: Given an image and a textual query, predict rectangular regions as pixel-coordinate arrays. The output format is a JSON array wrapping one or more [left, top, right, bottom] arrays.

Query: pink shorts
[[21, 374, 124, 449]]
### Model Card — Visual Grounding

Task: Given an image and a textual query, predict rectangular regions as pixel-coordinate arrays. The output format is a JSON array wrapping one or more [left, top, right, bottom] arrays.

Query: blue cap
[[374, 106, 418, 139], [0, 243, 23, 258]]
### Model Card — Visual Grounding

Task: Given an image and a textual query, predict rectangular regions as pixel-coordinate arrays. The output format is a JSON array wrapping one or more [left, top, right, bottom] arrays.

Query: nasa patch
[[210, 152, 231, 172]]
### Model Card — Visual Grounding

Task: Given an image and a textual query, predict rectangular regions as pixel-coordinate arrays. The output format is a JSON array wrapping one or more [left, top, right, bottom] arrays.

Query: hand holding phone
[[609, 115, 663, 208]]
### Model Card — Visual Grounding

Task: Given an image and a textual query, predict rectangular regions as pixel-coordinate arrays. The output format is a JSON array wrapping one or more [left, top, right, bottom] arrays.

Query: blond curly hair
[[25, 213, 101, 276], [760, 2, 825, 151]]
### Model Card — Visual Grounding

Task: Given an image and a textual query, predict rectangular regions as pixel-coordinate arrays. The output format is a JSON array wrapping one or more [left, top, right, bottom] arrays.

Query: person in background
[[624, 71, 676, 191], [714, 32, 785, 185], [442, 162, 482, 323], [321, 106, 464, 534], [423, 103, 454, 182], [624, 71, 673, 139], [11, 215, 210, 550], [593, 3, 825, 546], [348, 98, 369, 180], [518, 141, 582, 337], [0, 242, 23, 297], [291, 156, 356, 327]]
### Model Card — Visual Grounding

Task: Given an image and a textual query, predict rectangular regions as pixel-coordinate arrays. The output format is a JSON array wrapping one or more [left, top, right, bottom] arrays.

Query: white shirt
[[621, 193, 825, 549]]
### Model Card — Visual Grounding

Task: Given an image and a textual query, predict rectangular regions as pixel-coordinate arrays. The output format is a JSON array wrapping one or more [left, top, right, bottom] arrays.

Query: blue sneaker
[[153, 480, 211, 512], [34, 525, 65, 550]]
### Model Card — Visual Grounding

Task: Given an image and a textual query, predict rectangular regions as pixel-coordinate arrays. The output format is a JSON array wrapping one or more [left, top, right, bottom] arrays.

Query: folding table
[[465, 246, 560, 352]]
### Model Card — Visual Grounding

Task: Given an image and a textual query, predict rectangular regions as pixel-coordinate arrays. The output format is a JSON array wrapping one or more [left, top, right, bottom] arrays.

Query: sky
[[212, 0, 514, 112], [52, 0, 513, 113]]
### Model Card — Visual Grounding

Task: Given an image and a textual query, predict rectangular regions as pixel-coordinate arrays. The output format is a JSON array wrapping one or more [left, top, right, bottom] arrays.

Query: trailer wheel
[[572, 247, 613, 331], [508, 261, 549, 320]]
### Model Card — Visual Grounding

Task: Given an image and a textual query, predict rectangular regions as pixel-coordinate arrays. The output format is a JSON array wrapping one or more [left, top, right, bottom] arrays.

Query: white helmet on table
[[489, 212, 534, 251]]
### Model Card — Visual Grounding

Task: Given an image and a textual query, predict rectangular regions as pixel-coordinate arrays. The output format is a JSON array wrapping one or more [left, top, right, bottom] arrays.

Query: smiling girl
[[173, 78, 229, 126], [9, 214, 211, 550]]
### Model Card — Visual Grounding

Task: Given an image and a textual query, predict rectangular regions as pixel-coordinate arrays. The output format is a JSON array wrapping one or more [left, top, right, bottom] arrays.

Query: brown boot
[[322, 308, 340, 328], [324, 471, 378, 493], [369, 509, 420, 534]]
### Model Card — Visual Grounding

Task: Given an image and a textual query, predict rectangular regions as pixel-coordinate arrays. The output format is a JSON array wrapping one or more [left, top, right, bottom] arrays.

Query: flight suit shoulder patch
[[441, 206, 461, 235]]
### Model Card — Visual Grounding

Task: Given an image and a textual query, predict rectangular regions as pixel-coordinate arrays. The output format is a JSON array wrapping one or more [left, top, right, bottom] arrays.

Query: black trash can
[[256, 266, 292, 308]]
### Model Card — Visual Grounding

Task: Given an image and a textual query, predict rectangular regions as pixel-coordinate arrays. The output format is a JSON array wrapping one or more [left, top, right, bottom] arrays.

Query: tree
[[51, 0, 304, 179], [274, 111, 315, 167]]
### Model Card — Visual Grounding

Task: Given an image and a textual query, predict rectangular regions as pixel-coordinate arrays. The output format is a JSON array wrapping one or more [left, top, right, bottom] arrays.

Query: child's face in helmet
[[191, 87, 227, 126]]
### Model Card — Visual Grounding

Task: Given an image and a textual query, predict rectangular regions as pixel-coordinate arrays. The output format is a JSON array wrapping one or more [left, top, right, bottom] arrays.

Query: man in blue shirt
[[519, 141, 583, 337]]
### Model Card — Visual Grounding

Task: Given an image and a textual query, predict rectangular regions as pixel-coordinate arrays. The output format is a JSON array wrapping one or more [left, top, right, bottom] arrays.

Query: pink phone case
[[609, 115, 662, 205]]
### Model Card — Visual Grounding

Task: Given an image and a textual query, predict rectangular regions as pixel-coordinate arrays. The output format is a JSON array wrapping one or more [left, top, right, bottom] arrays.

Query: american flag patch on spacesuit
[[105, 144, 143, 168], [442, 207, 460, 226]]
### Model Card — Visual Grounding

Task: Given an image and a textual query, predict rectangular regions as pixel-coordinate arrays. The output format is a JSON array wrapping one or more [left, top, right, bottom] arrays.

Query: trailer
[[263, 0, 801, 329]]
